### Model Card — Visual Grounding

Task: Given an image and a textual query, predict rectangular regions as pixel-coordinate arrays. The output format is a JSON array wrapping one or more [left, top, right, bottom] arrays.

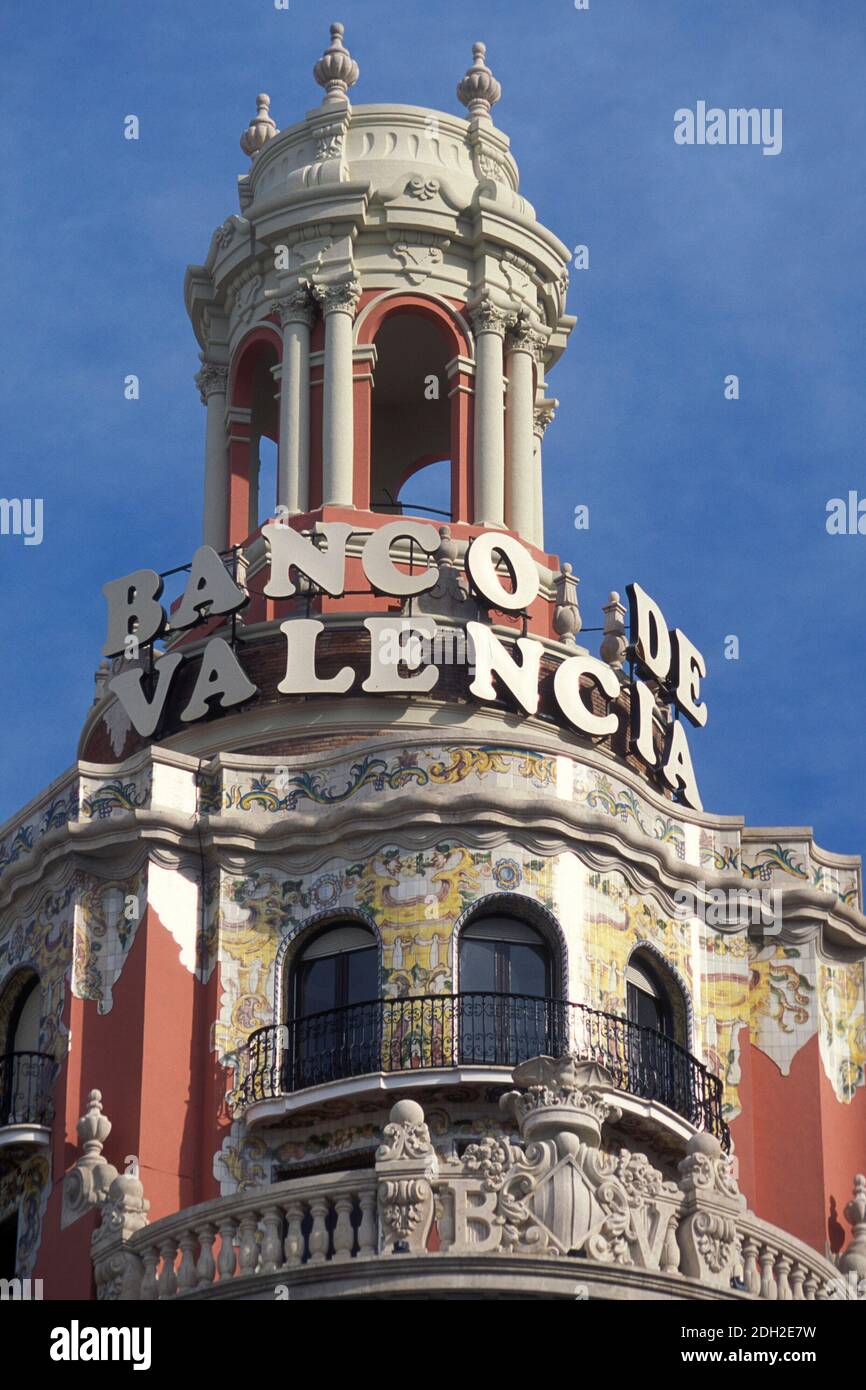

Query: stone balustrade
[[127, 1171, 379, 1299], [88, 1059, 864, 1302], [735, 1216, 856, 1301]]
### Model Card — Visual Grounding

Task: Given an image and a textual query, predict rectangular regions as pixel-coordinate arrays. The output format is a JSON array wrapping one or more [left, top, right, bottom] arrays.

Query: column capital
[[506, 312, 547, 360], [273, 287, 317, 329], [469, 295, 513, 338], [194, 361, 229, 404], [313, 277, 361, 317], [533, 398, 558, 439]]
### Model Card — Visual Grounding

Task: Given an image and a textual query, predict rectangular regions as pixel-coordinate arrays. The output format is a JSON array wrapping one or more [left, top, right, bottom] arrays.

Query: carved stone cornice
[[194, 362, 229, 404], [313, 278, 361, 317]]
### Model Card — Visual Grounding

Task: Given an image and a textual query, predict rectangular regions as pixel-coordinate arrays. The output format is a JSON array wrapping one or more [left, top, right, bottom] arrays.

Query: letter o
[[465, 532, 539, 612]]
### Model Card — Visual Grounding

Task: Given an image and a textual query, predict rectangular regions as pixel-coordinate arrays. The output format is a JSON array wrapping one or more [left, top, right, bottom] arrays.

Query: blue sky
[[1, 0, 864, 862]]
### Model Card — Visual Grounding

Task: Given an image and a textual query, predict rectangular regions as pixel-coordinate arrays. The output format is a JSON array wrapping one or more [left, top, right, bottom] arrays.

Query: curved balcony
[[0, 1051, 55, 1148], [234, 992, 729, 1148]]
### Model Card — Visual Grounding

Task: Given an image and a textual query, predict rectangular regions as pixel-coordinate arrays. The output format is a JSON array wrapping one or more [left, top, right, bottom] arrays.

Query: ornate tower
[[1, 24, 864, 1305], [186, 25, 573, 554]]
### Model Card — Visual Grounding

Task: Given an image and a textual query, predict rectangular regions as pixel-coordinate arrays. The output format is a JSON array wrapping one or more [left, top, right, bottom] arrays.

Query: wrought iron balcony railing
[[234, 992, 729, 1147], [0, 1051, 55, 1129]]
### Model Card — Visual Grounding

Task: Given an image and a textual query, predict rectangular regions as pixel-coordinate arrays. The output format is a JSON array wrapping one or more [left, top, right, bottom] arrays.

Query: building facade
[[1, 25, 865, 1301]]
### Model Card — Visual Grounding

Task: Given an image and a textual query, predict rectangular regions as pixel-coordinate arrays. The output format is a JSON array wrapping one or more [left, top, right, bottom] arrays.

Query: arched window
[[625, 950, 691, 1115], [0, 973, 49, 1128], [226, 330, 280, 545], [458, 914, 557, 1065], [626, 953, 682, 1039], [9, 977, 41, 1054], [459, 915, 552, 998], [288, 924, 379, 1090], [292, 924, 377, 1019], [370, 313, 452, 519]]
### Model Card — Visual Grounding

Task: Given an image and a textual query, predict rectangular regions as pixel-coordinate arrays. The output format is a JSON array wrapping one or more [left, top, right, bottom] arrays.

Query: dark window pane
[[298, 956, 337, 1016], [460, 938, 497, 993], [629, 983, 665, 1033], [346, 947, 377, 1005], [506, 942, 549, 997]]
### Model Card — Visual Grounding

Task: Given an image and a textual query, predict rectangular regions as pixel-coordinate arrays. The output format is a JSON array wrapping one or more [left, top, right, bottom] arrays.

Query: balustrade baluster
[[177, 1230, 199, 1292], [774, 1254, 792, 1301], [237, 1210, 260, 1275], [308, 1196, 330, 1264], [157, 1238, 178, 1299], [260, 1203, 284, 1274], [140, 1245, 160, 1301], [357, 1188, 377, 1258], [332, 1194, 354, 1262], [790, 1262, 806, 1300], [283, 1199, 305, 1268], [758, 1244, 777, 1300], [217, 1217, 238, 1281], [741, 1236, 760, 1294], [196, 1223, 216, 1286]]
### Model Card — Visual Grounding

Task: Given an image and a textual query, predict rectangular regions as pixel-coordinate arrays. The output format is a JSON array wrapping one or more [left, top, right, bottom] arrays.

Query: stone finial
[[63, 1089, 119, 1230], [676, 1131, 746, 1291], [376, 1098, 435, 1162], [240, 93, 278, 158], [600, 590, 628, 672], [553, 563, 582, 646], [840, 1173, 866, 1279], [314, 22, 360, 106], [436, 525, 459, 569], [457, 42, 502, 119], [77, 1089, 112, 1165], [376, 1099, 438, 1255]]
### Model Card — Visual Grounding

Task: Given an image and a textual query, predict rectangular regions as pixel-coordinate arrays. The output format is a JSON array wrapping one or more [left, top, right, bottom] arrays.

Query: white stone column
[[470, 301, 510, 528], [531, 400, 557, 551], [195, 361, 229, 550], [505, 317, 544, 541], [274, 291, 315, 515], [315, 279, 360, 507]]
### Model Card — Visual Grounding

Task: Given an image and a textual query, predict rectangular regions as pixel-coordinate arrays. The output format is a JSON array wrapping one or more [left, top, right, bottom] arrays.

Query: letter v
[[109, 653, 184, 738]]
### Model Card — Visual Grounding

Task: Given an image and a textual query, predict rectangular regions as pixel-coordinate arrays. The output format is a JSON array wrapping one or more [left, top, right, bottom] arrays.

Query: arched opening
[[394, 456, 453, 521], [458, 911, 557, 1064], [288, 923, 379, 1089], [626, 949, 688, 1045], [370, 313, 452, 518], [0, 972, 50, 1128], [227, 330, 280, 544], [625, 948, 692, 1116], [257, 435, 278, 526], [10, 978, 40, 1054]]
